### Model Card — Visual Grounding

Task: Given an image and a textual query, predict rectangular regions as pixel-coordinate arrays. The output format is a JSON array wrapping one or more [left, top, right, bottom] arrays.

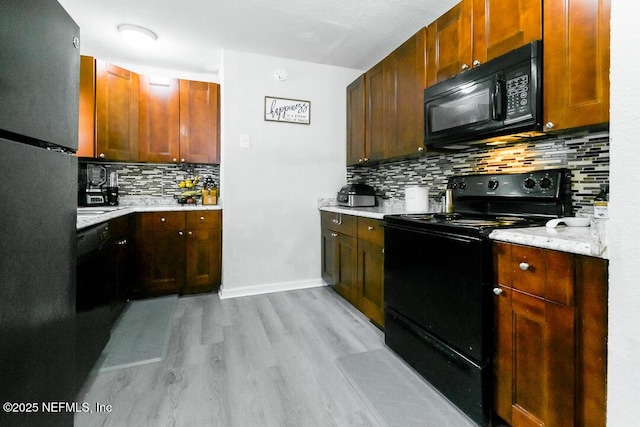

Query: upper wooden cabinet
[[426, 0, 472, 87], [383, 28, 428, 159], [364, 60, 386, 164], [543, 0, 611, 132], [349, 28, 427, 166], [95, 60, 140, 161], [78, 56, 96, 158], [138, 75, 180, 163], [426, 0, 541, 87], [83, 57, 221, 164], [179, 80, 221, 165], [346, 75, 366, 165]]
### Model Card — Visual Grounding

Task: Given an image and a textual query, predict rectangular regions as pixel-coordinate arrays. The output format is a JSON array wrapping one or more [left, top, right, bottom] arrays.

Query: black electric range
[[383, 168, 573, 426]]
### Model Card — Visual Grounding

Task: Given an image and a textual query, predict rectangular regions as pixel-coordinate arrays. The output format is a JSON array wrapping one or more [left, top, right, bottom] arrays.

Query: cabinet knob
[[418, 146, 424, 152], [188, 231, 193, 235], [461, 63, 469, 71], [172, 158, 178, 162], [367, 226, 374, 231], [181, 158, 186, 163], [493, 288, 503, 296], [99, 153, 105, 159], [472, 60, 481, 67], [545, 122, 555, 130], [116, 238, 127, 246], [358, 158, 363, 163], [331, 232, 338, 238], [160, 217, 166, 223], [178, 231, 184, 236], [200, 216, 205, 221], [519, 262, 530, 271]]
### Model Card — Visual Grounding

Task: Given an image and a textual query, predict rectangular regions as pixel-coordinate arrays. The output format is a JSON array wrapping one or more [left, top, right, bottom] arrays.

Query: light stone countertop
[[77, 197, 222, 230], [317, 198, 424, 220], [489, 223, 608, 259]]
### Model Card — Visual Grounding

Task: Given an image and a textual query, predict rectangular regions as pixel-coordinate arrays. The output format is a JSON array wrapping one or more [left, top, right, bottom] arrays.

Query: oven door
[[425, 73, 504, 147], [383, 222, 493, 364]]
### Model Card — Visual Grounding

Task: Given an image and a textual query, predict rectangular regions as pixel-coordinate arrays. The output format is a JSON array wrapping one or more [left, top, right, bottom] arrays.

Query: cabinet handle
[[519, 262, 530, 271], [472, 59, 481, 67], [545, 122, 555, 130], [99, 153, 105, 159], [461, 63, 469, 71], [493, 288, 503, 295], [331, 232, 338, 238], [178, 231, 184, 236], [367, 226, 374, 231], [116, 238, 127, 245], [160, 217, 166, 223]]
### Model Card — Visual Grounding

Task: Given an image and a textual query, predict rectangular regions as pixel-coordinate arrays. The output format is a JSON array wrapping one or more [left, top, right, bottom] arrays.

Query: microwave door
[[425, 75, 502, 146]]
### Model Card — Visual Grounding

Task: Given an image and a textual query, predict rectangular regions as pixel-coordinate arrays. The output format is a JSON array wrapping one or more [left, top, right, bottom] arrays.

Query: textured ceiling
[[58, 0, 457, 75]]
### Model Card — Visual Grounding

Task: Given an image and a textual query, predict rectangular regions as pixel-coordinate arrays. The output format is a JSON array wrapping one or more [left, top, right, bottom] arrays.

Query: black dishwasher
[[76, 222, 111, 392]]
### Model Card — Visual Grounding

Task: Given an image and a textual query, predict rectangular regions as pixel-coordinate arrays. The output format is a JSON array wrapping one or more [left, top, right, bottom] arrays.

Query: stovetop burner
[[391, 213, 536, 236]]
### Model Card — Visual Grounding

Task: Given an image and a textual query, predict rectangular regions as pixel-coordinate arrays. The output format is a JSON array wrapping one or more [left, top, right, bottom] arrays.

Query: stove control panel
[[448, 168, 572, 199]]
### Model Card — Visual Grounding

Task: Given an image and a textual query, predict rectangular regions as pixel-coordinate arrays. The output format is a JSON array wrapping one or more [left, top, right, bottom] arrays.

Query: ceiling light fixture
[[118, 24, 157, 49]]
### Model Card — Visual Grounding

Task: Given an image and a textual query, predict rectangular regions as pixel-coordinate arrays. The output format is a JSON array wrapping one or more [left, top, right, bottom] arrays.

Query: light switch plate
[[240, 134, 250, 148]]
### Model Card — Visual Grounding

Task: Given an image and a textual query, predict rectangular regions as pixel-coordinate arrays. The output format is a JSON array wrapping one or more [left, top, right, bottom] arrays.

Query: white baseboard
[[218, 278, 326, 300]]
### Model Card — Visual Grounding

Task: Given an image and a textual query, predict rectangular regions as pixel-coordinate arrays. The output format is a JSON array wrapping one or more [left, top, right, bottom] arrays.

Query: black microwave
[[424, 40, 543, 148]]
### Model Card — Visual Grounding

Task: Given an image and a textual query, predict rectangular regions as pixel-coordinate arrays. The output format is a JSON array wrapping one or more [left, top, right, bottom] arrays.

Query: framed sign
[[264, 96, 310, 124]]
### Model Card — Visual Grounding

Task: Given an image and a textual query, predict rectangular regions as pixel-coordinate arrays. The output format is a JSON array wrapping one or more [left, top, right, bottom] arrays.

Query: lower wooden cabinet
[[493, 242, 607, 427], [321, 211, 384, 327], [133, 210, 222, 297]]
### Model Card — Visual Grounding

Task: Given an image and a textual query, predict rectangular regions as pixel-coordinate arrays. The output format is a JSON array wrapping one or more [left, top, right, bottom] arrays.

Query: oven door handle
[[383, 223, 484, 245]]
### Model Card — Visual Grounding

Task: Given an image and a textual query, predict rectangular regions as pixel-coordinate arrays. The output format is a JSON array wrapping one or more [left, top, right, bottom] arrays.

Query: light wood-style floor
[[75, 286, 386, 426]]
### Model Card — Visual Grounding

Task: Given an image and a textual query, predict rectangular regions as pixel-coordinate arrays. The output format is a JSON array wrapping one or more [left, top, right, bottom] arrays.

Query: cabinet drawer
[[187, 210, 221, 229], [141, 211, 185, 232], [321, 211, 357, 236], [511, 244, 575, 306], [357, 217, 383, 246]]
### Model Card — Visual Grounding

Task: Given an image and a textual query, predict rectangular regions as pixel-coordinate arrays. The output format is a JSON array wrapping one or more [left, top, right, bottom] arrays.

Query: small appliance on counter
[[337, 183, 377, 207], [78, 163, 119, 206]]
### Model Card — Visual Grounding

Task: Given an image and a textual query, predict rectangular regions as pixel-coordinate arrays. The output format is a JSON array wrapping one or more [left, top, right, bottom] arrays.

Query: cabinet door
[[78, 56, 96, 157], [321, 227, 338, 286], [494, 288, 575, 426], [365, 60, 386, 163], [96, 60, 139, 161], [472, 0, 541, 65], [346, 75, 366, 166], [137, 230, 186, 295], [138, 75, 180, 163], [543, 0, 610, 131], [334, 233, 359, 307], [384, 28, 427, 159], [179, 80, 220, 164], [184, 228, 220, 294], [357, 239, 384, 327], [426, 0, 473, 87]]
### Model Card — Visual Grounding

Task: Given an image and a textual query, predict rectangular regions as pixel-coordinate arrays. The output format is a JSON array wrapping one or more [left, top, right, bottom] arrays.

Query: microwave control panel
[[505, 70, 531, 122]]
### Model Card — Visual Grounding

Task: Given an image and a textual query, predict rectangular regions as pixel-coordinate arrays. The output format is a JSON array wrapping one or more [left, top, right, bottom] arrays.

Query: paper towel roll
[[405, 186, 429, 212]]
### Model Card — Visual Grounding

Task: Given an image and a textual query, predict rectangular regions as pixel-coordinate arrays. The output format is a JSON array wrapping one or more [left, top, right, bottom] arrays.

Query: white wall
[[218, 50, 361, 298], [608, 2, 640, 425]]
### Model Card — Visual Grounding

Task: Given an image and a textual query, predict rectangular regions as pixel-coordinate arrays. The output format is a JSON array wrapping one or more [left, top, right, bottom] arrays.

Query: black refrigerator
[[0, 1, 80, 426]]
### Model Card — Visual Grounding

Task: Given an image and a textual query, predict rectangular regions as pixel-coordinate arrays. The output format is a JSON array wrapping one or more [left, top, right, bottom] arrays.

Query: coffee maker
[[78, 164, 119, 206]]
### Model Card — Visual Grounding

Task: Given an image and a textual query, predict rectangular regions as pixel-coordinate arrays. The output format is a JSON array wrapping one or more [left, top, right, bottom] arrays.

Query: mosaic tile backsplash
[[347, 131, 610, 215], [80, 161, 220, 198]]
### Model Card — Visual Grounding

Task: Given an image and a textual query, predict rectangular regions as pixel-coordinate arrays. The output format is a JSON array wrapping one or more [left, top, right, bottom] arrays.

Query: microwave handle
[[492, 77, 505, 121]]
